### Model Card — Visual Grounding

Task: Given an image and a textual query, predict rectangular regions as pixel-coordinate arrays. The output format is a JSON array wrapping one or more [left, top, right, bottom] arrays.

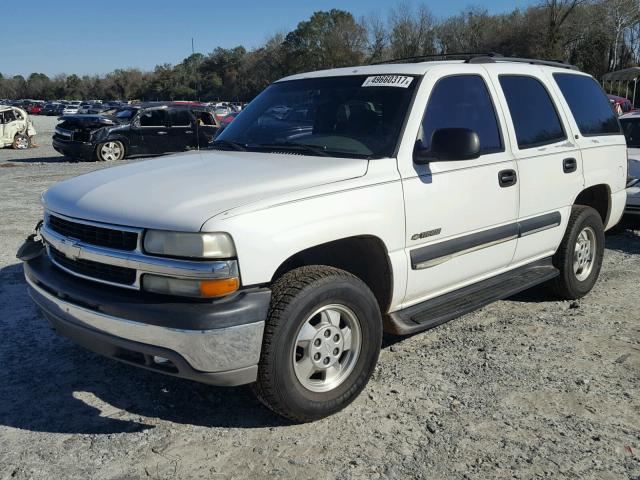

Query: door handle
[[498, 169, 517, 187], [157, 131, 167, 135], [563, 157, 577, 173], [185, 130, 194, 134]]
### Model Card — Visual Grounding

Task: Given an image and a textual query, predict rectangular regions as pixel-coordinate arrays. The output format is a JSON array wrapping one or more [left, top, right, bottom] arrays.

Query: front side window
[[499, 75, 566, 149], [553, 73, 621, 136], [215, 74, 418, 158], [621, 118, 640, 147], [419, 75, 502, 154], [139, 109, 167, 127]]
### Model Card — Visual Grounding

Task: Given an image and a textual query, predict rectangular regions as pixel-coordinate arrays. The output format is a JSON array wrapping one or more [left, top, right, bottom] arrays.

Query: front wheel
[[253, 266, 382, 422], [96, 141, 125, 161], [12, 134, 30, 150], [550, 205, 604, 299]]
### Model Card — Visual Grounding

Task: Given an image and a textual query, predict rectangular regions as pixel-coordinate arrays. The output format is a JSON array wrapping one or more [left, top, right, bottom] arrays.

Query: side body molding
[[410, 211, 562, 270]]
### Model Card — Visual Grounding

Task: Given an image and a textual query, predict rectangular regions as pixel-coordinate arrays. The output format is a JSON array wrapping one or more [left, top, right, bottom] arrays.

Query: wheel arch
[[573, 184, 611, 227], [271, 235, 394, 314]]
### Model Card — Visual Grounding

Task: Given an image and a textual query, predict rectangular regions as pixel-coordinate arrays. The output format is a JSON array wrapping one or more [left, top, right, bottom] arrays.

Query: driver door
[[399, 67, 519, 307], [137, 109, 169, 154]]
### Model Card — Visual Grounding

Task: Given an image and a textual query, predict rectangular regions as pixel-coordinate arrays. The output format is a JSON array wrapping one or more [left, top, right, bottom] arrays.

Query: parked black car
[[52, 104, 220, 161], [41, 103, 65, 116]]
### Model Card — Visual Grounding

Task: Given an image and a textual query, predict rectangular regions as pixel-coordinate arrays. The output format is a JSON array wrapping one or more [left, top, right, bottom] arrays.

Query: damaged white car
[[0, 106, 37, 149]]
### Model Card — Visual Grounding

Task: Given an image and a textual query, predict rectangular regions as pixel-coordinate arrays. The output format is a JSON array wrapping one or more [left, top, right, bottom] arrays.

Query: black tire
[[253, 266, 382, 422], [549, 205, 604, 300]]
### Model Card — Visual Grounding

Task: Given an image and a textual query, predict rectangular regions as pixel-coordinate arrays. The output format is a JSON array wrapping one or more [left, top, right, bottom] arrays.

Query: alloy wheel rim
[[100, 142, 122, 161], [16, 137, 28, 149], [573, 226, 596, 281], [292, 304, 362, 393]]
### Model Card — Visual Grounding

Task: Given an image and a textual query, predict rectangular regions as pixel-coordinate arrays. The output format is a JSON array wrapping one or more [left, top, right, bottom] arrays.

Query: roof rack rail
[[370, 52, 502, 65], [371, 52, 579, 70], [470, 55, 578, 70]]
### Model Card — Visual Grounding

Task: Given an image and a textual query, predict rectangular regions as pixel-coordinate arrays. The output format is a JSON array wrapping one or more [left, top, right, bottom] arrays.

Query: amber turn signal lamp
[[199, 277, 240, 297]]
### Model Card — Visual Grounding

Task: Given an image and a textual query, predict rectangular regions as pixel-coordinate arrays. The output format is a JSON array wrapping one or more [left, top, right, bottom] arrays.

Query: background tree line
[[1, 0, 639, 102]]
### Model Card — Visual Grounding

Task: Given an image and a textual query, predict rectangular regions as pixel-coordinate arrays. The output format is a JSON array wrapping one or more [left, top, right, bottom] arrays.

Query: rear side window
[[139, 109, 167, 127], [420, 75, 502, 154], [553, 73, 621, 136], [169, 109, 193, 127], [499, 75, 566, 149]]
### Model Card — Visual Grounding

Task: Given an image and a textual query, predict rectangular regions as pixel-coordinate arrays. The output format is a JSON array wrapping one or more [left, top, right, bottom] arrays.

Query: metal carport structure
[[602, 67, 640, 109]]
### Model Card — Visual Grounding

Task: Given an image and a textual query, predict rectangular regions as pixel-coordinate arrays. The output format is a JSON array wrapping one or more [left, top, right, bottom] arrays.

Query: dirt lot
[[0, 115, 639, 479]]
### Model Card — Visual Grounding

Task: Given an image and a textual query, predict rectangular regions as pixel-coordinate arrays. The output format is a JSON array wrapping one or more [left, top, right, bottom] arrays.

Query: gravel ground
[[0, 115, 639, 480]]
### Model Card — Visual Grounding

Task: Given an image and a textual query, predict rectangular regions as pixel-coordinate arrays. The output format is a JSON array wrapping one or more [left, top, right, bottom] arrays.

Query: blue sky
[[2, 0, 533, 77]]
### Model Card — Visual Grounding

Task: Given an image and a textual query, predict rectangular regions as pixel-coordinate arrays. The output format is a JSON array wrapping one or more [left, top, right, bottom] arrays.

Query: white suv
[[19, 55, 627, 422]]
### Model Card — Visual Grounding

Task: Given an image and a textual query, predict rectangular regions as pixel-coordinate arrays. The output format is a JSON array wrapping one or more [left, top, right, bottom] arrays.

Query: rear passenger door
[[550, 72, 627, 229], [194, 110, 219, 148], [400, 67, 519, 306], [489, 67, 583, 265], [168, 109, 197, 152]]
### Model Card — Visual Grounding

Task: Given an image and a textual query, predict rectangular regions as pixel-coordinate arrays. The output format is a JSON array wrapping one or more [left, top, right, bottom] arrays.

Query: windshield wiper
[[252, 142, 330, 157], [211, 139, 247, 151]]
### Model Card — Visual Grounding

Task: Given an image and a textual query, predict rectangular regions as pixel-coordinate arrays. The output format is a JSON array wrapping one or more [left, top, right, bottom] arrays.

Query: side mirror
[[414, 128, 481, 164]]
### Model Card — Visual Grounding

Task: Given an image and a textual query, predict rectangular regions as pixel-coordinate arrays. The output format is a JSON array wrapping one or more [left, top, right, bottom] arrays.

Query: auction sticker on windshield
[[362, 75, 414, 88]]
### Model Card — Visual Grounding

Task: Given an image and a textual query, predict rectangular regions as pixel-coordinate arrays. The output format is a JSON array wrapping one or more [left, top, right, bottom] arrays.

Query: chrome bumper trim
[[26, 274, 264, 373]]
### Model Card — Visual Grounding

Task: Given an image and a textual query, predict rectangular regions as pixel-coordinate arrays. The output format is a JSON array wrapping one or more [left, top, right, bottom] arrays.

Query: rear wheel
[[96, 141, 125, 161], [12, 134, 30, 150], [550, 205, 604, 299], [253, 266, 382, 422]]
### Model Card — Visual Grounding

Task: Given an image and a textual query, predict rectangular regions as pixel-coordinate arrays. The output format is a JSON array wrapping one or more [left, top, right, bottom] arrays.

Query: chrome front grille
[[48, 214, 138, 251], [49, 246, 136, 285], [41, 211, 239, 291]]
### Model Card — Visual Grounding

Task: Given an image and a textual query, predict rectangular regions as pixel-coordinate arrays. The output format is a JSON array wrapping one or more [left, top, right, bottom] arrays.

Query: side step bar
[[385, 257, 559, 335]]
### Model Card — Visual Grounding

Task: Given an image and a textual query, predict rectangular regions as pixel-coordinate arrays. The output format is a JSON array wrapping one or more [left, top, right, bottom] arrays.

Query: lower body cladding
[[24, 255, 271, 386]]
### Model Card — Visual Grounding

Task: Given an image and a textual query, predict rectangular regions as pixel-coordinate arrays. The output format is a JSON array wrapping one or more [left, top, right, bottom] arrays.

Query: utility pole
[[192, 38, 200, 101]]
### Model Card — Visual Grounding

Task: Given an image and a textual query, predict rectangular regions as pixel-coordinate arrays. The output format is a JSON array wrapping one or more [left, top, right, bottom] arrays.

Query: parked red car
[[220, 111, 239, 126], [27, 104, 42, 115], [607, 94, 633, 115]]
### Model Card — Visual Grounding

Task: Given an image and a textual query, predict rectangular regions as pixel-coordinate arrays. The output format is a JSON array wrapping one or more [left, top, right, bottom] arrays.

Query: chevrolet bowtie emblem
[[58, 238, 82, 260]]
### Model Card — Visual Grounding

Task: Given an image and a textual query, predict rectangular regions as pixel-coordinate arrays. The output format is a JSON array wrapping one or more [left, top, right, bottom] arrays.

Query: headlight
[[142, 274, 239, 298], [143, 230, 236, 259]]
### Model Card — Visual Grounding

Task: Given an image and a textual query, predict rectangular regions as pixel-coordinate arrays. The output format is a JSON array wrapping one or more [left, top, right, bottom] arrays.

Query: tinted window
[[420, 75, 502, 154], [554, 74, 621, 136], [139, 109, 167, 127], [621, 118, 640, 147], [499, 75, 566, 149], [169, 109, 192, 127]]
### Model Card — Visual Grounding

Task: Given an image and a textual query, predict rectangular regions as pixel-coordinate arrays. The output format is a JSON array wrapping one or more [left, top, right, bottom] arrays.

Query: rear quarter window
[[553, 73, 621, 136]]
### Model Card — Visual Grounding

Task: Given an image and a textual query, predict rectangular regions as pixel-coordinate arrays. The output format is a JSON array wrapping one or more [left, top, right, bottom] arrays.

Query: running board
[[385, 257, 559, 335]]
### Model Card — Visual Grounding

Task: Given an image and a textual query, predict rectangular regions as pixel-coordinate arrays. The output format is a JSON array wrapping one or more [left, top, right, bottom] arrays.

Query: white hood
[[43, 150, 368, 231]]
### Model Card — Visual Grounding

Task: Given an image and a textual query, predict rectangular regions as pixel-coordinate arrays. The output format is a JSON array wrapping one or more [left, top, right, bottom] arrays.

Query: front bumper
[[52, 138, 95, 160], [24, 254, 270, 386]]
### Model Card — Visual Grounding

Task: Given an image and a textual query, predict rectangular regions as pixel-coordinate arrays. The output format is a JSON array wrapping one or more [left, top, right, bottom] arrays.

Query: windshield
[[621, 118, 640, 147], [214, 74, 418, 158]]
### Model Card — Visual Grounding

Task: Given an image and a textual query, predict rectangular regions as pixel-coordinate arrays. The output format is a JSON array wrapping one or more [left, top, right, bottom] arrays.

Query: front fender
[[201, 180, 406, 289]]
